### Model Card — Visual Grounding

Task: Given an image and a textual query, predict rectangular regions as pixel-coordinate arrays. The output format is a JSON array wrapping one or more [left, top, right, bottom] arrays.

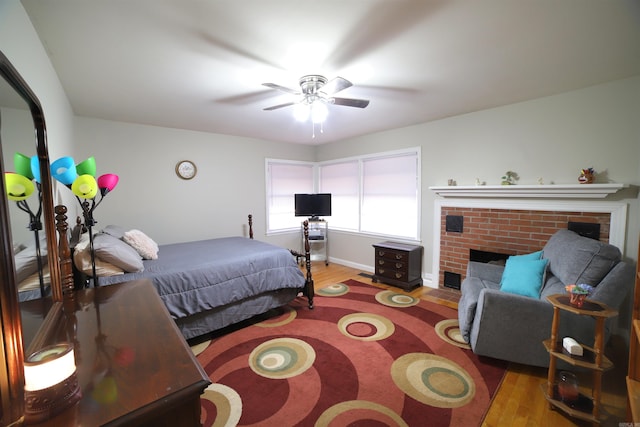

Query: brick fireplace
[[429, 186, 628, 290], [438, 207, 611, 289]]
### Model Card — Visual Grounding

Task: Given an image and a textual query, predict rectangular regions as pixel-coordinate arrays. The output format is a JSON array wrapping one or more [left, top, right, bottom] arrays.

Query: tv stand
[[302, 219, 328, 265]]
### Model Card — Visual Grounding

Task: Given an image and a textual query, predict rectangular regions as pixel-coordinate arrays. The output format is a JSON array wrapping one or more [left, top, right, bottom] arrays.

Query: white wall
[[72, 117, 316, 248], [317, 76, 640, 279]]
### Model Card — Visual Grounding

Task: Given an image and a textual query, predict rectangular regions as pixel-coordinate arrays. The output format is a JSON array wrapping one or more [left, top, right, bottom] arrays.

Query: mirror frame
[[0, 50, 62, 425]]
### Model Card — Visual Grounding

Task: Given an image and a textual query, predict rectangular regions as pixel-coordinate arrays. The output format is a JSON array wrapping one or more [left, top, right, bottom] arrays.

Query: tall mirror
[[0, 50, 62, 426]]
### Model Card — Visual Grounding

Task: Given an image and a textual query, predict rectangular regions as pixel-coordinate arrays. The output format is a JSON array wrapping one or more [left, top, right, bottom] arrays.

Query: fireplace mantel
[[429, 183, 627, 199]]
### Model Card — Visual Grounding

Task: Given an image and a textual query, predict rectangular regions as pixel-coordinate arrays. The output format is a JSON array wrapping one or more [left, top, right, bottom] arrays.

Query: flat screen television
[[294, 193, 331, 219]]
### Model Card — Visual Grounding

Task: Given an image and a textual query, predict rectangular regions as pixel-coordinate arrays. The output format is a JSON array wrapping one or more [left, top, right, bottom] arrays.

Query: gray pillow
[[93, 234, 144, 273], [101, 224, 128, 240]]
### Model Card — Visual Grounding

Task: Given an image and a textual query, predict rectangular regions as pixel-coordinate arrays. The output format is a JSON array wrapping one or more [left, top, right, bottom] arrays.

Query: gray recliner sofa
[[458, 229, 635, 367]]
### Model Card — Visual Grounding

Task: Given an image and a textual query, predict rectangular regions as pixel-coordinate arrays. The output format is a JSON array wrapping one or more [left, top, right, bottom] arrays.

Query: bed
[[15, 237, 52, 302], [64, 213, 314, 340]]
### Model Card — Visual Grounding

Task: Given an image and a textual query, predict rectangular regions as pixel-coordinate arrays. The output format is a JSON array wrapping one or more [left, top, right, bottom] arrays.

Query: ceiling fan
[[262, 75, 370, 112]]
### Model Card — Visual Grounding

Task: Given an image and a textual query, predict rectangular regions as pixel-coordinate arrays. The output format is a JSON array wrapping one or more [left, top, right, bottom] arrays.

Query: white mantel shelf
[[429, 183, 628, 199]]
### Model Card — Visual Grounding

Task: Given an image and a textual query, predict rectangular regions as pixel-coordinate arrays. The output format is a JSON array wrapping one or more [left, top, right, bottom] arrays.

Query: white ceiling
[[21, 0, 640, 145]]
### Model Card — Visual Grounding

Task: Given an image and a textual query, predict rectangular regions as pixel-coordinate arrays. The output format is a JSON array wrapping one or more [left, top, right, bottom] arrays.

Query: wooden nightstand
[[372, 241, 423, 291]]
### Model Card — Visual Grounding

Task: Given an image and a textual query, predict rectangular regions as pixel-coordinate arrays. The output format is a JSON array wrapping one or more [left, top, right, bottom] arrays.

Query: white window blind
[[318, 149, 420, 240], [319, 161, 359, 230], [361, 153, 419, 239], [266, 160, 314, 231]]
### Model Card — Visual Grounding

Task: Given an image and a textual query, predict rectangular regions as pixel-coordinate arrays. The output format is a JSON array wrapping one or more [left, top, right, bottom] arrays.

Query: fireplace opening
[[568, 221, 600, 240], [469, 249, 512, 266]]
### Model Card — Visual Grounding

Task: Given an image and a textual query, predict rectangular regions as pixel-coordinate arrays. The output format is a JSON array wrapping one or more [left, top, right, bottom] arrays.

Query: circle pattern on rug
[[337, 313, 395, 341], [190, 339, 211, 356], [391, 353, 475, 408], [317, 282, 350, 297], [200, 383, 242, 427], [315, 400, 408, 427], [375, 290, 420, 308], [255, 306, 297, 328], [249, 338, 315, 379], [435, 319, 471, 349]]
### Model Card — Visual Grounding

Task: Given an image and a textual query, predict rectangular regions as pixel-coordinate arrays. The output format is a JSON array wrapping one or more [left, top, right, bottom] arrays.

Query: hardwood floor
[[308, 262, 628, 426]]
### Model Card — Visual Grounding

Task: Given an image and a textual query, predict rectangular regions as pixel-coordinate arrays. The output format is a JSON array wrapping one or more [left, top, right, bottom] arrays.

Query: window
[[320, 149, 420, 239], [266, 149, 420, 239], [360, 153, 419, 239], [265, 160, 314, 231], [318, 161, 359, 230]]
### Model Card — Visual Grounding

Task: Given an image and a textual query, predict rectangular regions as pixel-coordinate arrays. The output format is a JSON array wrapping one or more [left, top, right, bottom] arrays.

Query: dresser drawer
[[375, 266, 408, 282], [375, 248, 409, 262], [376, 257, 408, 272]]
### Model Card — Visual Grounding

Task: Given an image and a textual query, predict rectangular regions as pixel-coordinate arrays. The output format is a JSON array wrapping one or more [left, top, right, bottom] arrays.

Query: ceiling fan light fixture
[[293, 103, 310, 122], [311, 101, 328, 123]]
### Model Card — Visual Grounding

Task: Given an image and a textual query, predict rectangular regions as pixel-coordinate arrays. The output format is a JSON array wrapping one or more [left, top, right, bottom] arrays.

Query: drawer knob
[[379, 268, 385, 274], [395, 273, 403, 279], [395, 263, 402, 268], [378, 251, 386, 257], [378, 260, 385, 266], [395, 254, 403, 260]]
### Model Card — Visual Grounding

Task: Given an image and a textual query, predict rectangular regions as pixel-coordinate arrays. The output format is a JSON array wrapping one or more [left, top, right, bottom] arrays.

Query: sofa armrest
[[469, 288, 556, 367], [466, 261, 504, 283], [469, 288, 602, 367]]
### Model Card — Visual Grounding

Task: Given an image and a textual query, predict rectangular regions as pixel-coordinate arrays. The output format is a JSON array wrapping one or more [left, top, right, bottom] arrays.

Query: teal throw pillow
[[511, 250, 543, 260], [500, 257, 549, 298]]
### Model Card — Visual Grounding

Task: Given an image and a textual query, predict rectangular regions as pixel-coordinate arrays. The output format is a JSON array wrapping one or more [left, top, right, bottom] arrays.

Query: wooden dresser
[[21, 279, 211, 427], [372, 241, 423, 291]]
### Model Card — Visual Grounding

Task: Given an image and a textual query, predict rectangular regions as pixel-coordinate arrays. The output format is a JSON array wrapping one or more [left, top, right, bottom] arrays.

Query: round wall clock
[[175, 160, 197, 180]]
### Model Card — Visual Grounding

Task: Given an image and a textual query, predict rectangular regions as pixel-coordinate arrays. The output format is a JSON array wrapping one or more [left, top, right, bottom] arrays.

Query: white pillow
[[123, 229, 159, 260], [73, 234, 126, 276]]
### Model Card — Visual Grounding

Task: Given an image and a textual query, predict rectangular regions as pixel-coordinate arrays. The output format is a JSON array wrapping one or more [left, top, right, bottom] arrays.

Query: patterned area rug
[[191, 279, 507, 426]]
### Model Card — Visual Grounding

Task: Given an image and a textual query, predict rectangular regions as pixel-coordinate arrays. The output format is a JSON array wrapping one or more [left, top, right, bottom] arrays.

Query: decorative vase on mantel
[[578, 167, 595, 184]]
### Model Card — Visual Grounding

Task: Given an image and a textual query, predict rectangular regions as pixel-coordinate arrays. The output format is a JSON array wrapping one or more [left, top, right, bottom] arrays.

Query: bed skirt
[[175, 288, 299, 340]]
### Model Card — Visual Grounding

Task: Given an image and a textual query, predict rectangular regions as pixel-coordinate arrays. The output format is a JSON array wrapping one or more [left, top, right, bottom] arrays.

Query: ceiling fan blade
[[262, 83, 300, 95], [320, 77, 352, 96], [263, 101, 297, 111], [331, 97, 370, 108]]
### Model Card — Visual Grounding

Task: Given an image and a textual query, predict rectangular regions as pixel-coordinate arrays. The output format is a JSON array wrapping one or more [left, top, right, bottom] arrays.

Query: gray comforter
[[98, 236, 305, 320]]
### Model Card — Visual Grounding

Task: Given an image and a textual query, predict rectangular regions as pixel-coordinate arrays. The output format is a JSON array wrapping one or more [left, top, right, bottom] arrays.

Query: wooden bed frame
[[54, 206, 315, 322]]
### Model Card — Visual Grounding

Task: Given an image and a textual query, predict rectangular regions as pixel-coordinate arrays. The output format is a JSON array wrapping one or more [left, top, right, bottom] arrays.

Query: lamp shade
[[24, 343, 81, 423], [51, 156, 78, 186], [293, 103, 310, 122], [24, 343, 77, 392], [30, 155, 41, 183], [76, 156, 96, 177], [72, 174, 98, 199], [14, 152, 34, 180], [5, 172, 35, 201], [97, 173, 119, 193], [311, 102, 328, 123]]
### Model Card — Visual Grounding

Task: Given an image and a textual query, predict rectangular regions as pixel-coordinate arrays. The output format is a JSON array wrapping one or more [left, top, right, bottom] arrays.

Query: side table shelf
[[303, 220, 328, 265], [627, 374, 640, 422], [626, 240, 640, 423], [543, 294, 618, 424]]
